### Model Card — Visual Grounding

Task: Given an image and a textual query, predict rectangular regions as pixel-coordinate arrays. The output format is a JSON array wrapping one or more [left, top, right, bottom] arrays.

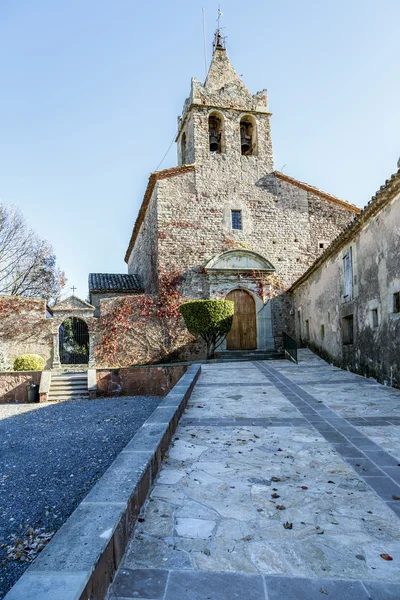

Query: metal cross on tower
[[213, 4, 226, 50], [71, 286, 77, 296]]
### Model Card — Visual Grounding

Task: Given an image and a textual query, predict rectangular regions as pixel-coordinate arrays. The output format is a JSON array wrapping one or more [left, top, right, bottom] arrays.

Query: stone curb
[[4, 364, 201, 600]]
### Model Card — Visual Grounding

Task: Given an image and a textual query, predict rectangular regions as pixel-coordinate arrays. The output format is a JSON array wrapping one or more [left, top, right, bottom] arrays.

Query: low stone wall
[[0, 372, 42, 403], [96, 364, 188, 397]]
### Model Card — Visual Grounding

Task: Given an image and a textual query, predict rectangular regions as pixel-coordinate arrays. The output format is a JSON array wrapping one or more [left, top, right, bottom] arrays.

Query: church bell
[[240, 123, 252, 154], [209, 129, 221, 152]]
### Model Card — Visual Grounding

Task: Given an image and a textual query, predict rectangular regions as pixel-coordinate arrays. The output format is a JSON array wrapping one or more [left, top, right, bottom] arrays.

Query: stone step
[[48, 391, 89, 400], [215, 351, 283, 361], [50, 380, 87, 387]]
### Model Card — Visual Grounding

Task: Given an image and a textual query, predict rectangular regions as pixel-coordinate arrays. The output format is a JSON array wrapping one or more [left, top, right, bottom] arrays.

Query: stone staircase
[[214, 350, 284, 361], [48, 372, 89, 401]]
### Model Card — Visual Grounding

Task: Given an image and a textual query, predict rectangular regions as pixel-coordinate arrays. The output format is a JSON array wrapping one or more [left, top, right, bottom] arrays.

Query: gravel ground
[[0, 396, 161, 598]]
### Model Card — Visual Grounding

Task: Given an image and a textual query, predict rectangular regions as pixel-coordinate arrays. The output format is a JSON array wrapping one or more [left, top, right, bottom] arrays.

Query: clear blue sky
[[0, 0, 399, 299]]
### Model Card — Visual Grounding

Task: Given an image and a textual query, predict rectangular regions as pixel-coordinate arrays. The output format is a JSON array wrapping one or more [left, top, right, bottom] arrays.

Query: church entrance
[[226, 289, 257, 350], [59, 317, 89, 365]]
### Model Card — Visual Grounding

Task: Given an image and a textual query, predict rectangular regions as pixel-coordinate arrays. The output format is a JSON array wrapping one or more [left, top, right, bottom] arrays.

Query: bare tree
[[0, 204, 65, 303]]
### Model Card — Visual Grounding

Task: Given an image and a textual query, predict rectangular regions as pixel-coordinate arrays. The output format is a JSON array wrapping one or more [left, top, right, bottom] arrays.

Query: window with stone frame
[[343, 248, 353, 302], [231, 210, 242, 230]]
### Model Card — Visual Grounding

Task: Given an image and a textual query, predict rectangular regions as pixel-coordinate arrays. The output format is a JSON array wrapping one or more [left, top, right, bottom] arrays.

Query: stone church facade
[[0, 35, 364, 373], [123, 37, 359, 352]]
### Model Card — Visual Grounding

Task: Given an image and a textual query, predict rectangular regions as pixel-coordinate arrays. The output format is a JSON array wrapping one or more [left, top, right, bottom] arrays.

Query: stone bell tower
[[176, 29, 274, 177]]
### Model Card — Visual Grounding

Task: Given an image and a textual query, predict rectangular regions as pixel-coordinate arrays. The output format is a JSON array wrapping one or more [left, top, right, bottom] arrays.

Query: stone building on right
[[291, 166, 400, 386]]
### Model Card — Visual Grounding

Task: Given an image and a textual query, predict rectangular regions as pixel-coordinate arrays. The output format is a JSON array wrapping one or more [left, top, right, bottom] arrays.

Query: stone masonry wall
[[0, 371, 42, 403], [292, 185, 400, 387], [96, 364, 187, 397], [155, 167, 355, 346], [0, 296, 53, 369], [128, 185, 158, 292]]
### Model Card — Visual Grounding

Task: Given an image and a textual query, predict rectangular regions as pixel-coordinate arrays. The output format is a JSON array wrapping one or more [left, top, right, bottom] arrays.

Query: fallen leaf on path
[[380, 553, 393, 561], [271, 477, 281, 482], [283, 522, 292, 529], [392, 495, 400, 501], [276, 505, 286, 510], [271, 493, 280, 498], [301, 486, 308, 490]]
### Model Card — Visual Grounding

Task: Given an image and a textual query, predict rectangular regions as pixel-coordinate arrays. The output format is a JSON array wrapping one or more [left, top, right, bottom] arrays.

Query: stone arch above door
[[205, 249, 275, 273], [205, 250, 275, 351]]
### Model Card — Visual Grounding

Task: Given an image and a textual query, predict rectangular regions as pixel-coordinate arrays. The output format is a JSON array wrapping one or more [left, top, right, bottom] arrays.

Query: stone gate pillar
[[52, 332, 61, 369], [88, 332, 96, 368]]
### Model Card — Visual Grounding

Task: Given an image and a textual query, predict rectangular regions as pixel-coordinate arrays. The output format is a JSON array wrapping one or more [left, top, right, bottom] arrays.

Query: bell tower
[[176, 26, 274, 175]]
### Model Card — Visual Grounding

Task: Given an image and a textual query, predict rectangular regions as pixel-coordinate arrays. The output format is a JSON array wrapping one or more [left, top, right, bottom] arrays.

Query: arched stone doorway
[[59, 317, 89, 365], [226, 289, 257, 350]]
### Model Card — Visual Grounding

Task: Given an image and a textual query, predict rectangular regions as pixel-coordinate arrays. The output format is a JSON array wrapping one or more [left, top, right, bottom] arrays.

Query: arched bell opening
[[208, 112, 225, 154], [181, 131, 187, 165], [59, 317, 89, 365], [240, 115, 257, 156]]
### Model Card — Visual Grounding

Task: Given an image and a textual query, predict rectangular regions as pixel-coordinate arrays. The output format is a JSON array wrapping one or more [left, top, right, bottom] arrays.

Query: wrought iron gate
[[59, 317, 89, 365]]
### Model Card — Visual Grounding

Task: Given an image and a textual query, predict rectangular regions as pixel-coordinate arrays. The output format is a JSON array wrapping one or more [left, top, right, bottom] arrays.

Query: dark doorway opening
[[59, 318, 89, 364]]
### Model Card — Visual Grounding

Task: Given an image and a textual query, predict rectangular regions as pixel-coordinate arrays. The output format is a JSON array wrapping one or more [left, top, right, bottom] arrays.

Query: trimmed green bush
[[180, 299, 234, 359], [13, 354, 45, 372]]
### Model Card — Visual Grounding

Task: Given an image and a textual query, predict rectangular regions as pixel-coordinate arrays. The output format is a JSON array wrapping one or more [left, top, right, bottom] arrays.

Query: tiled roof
[[88, 273, 142, 293]]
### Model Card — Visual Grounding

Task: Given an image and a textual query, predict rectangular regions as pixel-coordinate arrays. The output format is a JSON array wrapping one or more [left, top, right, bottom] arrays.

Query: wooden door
[[226, 289, 257, 350]]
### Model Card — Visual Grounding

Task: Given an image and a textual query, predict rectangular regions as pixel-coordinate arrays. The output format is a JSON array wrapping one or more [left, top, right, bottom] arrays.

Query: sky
[[0, 0, 399, 300]]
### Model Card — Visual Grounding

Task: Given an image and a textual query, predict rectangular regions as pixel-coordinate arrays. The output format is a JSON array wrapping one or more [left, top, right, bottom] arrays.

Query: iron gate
[[59, 317, 89, 365]]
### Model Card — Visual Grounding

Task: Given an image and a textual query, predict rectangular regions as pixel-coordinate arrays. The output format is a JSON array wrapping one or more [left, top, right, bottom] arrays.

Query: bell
[[241, 125, 252, 153], [209, 129, 221, 152], [241, 134, 251, 153]]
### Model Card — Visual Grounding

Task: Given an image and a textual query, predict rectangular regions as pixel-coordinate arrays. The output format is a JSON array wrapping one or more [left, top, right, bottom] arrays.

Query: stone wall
[[0, 296, 53, 369], [127, 185, 158, 292], [0, 371, 41, 403], [292, 171, 400, 387], [96, 364, 188, 397]]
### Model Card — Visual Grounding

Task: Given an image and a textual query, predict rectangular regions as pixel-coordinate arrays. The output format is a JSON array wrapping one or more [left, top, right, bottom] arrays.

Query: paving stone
[[175, 518, 216, 539], [363, 450, 400, 467], [330, 443, 366, 458], [265, 576, 370, 600], [4, 572, 89, 600], [363, 476, 400, 500], [165, 570, 266, 600], [83, 450, 152, 503], [363, 581, 400, 599], [110, 568, 168, 599], [346, 458, 385, 478], [29, 502, 125, 572], [382, 466, 400, 484]]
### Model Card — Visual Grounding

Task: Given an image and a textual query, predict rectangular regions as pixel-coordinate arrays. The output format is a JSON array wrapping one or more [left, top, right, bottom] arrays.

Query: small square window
[[342, 314, 354, 345], [393, 292, 400, 314], [371, 308, 379, 329], [231, 210, 242, 230]]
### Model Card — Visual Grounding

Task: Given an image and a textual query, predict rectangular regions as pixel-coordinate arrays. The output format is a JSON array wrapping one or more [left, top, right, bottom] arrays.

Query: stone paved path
[[107, 351, 400, 599]]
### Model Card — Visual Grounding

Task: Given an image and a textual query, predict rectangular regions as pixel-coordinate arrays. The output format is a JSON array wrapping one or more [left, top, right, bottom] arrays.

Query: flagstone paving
[[107, 350, 400, 599]]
